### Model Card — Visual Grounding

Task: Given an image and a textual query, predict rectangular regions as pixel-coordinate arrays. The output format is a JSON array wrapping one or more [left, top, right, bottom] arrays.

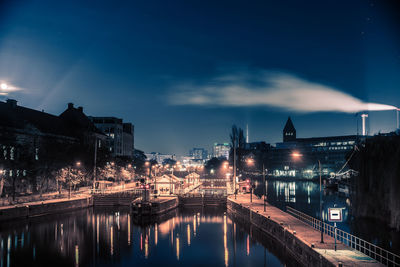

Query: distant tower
[[361, 114, 368, 136], [283, 117, 296, 142], [246, 124, 249, 143]]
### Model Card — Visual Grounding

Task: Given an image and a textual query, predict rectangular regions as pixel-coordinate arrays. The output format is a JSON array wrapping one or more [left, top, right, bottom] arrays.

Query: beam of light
[[169, 71, 398, 113]]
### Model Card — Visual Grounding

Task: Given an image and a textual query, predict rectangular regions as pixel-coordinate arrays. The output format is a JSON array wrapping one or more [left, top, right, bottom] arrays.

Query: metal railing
[[286, 206, 400, 267]]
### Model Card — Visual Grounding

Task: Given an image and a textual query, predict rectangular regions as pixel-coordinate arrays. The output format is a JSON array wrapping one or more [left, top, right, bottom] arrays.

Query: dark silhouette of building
[[283, 117, 296, 142], [0, 100, 105, 196], [89, 117, 134, 158]]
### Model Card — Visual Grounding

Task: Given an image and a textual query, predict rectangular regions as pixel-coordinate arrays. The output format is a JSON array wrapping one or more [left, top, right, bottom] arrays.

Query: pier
[[227, 194, 386, 267]]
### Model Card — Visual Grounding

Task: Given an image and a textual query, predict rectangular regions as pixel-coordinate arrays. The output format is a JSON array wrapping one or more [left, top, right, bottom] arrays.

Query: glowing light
[[246, 235, 250, 256], [110, 226, 114, 256], [246, 158, 254, 165], [224, 215, 229, 267], [128, 215, 131, 245], [145, 234, 149, 258], [291, 152, 302, 159], [1, 83, 7, 90], [187, 224, 191, 246], [155, 224, 158, 245], [75, 245, 79, 267], [176, 236, 180, 260]]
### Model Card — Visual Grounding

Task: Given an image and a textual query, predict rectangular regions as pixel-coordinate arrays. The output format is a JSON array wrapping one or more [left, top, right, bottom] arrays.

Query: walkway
[[229, 194, 383, 267]]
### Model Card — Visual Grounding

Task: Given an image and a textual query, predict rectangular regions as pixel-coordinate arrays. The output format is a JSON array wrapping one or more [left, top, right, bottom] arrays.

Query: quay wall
[[227, 199, 334, 267], [0, 196, 93, 222], [178, 195, 227, 206], [93, 191, 139, 206]]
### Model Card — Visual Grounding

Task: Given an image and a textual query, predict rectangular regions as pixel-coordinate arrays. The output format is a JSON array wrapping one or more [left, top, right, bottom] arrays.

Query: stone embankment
[[227, 194, 383, 267], [0, 194, 92, 222]]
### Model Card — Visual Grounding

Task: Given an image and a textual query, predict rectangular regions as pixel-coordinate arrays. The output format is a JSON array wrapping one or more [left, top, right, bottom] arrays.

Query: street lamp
[[291, 151, 324, 243], [68, 161, 81, 199], [246, 158, 267, 210], [246, 158, 255, 203]]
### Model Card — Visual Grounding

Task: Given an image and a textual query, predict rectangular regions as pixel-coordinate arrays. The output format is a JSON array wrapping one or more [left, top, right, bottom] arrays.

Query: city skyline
[[1, 0, 400, 155]]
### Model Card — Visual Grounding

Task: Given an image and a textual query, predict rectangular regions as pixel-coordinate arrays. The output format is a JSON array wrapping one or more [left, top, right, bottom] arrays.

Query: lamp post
[[68, 161, 81, 199], [93, 137, 98, 193], [233, 141, 237, 199], [262, 163, 266, 212], [318, 160, 324, 243], [246, 158, 255, 203], [291, 151, 324, 243]]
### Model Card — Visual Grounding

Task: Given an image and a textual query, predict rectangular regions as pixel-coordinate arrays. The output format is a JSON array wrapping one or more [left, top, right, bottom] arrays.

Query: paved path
[[229, 194, 383, 267]]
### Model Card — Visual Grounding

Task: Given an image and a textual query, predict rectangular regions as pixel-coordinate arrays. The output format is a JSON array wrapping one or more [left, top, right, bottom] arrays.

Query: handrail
[[286, 206, 400, 267]]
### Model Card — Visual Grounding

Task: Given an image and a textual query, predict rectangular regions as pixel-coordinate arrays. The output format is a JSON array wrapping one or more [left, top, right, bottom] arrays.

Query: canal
[[253, 179, 400, 256], [0, 206, 299, 267]]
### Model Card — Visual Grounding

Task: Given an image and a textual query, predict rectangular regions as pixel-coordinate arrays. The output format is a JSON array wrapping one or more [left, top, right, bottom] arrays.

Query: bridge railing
[[286, 206, 400, 267]]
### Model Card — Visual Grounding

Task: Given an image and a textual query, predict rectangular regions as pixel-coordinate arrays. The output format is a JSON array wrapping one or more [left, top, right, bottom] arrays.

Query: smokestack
[[361, 114, 368, 136], [246, 124, 249, 143]]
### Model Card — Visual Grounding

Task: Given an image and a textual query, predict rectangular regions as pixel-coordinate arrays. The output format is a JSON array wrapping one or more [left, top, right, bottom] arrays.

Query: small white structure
[[154, 174, 181, 195]]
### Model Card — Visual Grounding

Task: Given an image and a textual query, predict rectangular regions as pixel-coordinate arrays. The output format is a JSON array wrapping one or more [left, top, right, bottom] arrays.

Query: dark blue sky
[[1, 0, 399, 155]]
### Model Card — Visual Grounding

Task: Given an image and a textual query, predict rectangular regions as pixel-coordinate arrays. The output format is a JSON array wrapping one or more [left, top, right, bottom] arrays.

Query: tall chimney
[[361, 114, 368, 136], [246, 124, 249, 143], [6, 99, 17, 108]]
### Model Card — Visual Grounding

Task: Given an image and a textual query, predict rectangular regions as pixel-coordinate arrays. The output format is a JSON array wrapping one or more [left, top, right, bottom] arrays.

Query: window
[[10, 146, 15, 160]]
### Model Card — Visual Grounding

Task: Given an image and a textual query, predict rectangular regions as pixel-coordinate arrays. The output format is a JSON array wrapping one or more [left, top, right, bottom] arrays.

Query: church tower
[[283, 117, 296, 142]]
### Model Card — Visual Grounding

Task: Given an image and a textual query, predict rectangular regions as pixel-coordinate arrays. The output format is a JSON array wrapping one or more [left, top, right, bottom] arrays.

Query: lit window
[[35, 148, 39, 160], [10, 146, 15, 160]]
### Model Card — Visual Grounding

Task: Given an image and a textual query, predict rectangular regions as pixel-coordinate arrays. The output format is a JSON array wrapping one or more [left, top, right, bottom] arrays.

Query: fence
[[286, 206, 400, 267]]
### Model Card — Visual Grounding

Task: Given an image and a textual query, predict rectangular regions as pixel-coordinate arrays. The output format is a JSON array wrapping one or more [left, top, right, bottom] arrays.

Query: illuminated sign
[[328, 208, 342, 222]]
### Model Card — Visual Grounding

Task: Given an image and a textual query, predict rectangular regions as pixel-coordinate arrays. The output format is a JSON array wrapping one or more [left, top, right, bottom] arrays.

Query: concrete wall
[[93, 191, 140, 206], [227, 199, 335, 267], [0, 197, 93, 222]]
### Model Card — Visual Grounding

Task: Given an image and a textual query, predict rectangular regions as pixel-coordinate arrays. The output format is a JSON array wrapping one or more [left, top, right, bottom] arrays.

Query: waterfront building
[[213, 143, 230, 159], [89, 117, 134, 158], [0, 100, 105, 195], [270, 117, 358, 177], [153, 174, 181, 195]]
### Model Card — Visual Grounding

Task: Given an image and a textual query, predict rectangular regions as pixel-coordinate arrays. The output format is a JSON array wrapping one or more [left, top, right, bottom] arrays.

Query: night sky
[[0, 0, 399, 155]]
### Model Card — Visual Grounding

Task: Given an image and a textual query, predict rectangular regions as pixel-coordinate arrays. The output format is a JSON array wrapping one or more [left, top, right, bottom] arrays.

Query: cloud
[[169, 71, 397, 113]]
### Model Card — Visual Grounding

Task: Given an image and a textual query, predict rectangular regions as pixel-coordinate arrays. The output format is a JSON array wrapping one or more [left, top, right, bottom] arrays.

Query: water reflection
[[0, 206, 301, 267], [255, 179, 349, 229]]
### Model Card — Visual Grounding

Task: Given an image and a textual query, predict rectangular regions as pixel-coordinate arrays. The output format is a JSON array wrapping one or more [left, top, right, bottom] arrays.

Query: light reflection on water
[[0, 206, 298, 267]]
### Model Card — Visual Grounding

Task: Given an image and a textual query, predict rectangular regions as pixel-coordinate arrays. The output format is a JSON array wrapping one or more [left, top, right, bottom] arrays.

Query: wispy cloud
[[169, 71, 397, 113]]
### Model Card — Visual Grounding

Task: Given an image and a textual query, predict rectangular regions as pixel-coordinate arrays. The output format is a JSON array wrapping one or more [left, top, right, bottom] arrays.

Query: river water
[[0, 206, 300, 267], [1, 180, 399, 267]]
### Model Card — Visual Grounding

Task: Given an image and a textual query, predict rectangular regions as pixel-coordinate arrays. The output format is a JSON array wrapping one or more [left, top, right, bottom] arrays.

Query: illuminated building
[[90, 117, 134, 158], [213, 143, 230, 159], [271, 117, 358, 177]]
